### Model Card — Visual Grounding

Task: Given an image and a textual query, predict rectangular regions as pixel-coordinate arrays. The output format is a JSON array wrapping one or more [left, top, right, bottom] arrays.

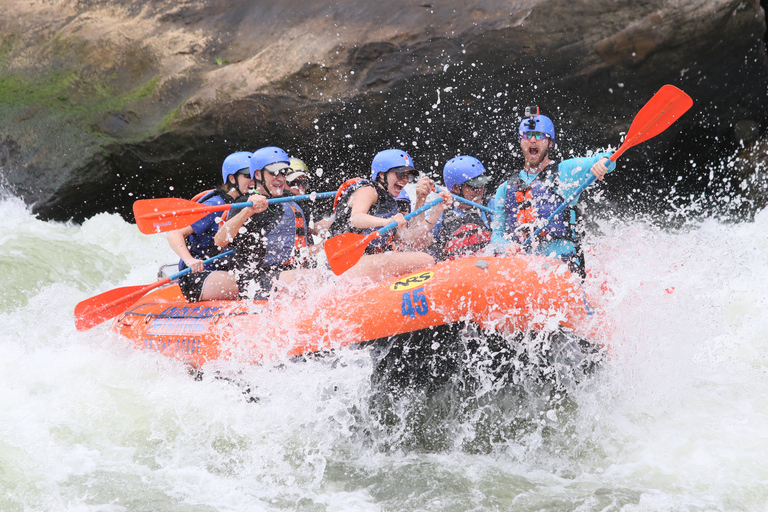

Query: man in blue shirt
[[490, 110, 614, 277]]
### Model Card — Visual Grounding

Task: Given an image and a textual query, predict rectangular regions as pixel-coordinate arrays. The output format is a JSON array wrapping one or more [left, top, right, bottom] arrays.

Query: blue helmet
[[443, 156, 490, 191], [249, 146, 290, 179], [371, 149, 416, 182], [221, 151, 253, 184], [519, 115, 556, 146]]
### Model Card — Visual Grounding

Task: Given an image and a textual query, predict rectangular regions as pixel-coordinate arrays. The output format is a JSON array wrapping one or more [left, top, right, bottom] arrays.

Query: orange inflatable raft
[[112, 255, 604, 375]]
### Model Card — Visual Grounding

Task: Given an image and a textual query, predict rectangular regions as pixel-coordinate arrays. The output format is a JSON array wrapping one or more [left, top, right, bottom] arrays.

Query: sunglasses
[[236, 169, 251, 177], [393, 170, 419, 183], [264, 167, 291, 177], [289, 179, 307, 186], [521, 131, 550, 141]]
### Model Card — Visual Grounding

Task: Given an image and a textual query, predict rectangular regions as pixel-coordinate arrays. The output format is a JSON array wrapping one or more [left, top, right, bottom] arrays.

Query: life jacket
[[329, 178, 400, 254], [438, 208, 492, 260], [179, 189, 235, 271], [502, 162, 580, 246], [189, 189, 232, 226], [281, 202, 309, 267], [230, 197, 310, 272]]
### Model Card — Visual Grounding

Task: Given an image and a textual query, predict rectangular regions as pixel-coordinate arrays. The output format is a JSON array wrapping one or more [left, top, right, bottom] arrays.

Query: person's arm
[[557, 153, 616, 204], [167, 225, 205, 272], [348, 186, 406, 230], [214, 194, 269, 248], [489, 183, 509, 247], [308, 217, 332, 238], [412, 176, 431, 210], [397, 188, 451, 250]]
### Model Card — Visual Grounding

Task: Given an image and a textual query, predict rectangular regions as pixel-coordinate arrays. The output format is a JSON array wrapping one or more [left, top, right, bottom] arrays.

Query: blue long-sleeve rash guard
[[490, 153, 615, 258]]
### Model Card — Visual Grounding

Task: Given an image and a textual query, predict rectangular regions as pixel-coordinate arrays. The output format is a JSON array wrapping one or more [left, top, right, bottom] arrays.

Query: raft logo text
[[390, 271, 434, 291], [158, 305, 222, 317], [142, 335, 202, 354]]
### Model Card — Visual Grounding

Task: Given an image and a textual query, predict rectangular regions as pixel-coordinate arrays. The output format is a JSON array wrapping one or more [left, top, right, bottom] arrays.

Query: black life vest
[[435, 208, 491, 261], [229, 194, 310, 272], [329, 178, 402, 253]]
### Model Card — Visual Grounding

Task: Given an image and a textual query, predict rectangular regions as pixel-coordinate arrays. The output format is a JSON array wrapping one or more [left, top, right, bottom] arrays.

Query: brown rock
[[0, 0, 765, 222]]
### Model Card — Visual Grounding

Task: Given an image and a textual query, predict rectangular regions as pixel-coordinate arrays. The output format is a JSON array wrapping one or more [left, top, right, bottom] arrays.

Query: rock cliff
[[0, 0, 766, 222]]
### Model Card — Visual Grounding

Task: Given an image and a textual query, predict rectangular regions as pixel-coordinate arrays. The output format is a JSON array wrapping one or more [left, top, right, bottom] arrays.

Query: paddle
[[74, 250, 234, 332], [134, 191, 336, 234], [431, 186, 493, 214], [520, 84, 693, 247], [449, 193, 493, 214], [325, 197, 446, 275]]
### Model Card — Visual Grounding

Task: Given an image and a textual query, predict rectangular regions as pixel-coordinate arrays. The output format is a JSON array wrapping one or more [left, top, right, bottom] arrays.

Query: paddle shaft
[[98, 250, 234, 312], [335, 195, 446, 252], [223, 191, 336, 213], [377, 196, 447, 237], [324, 196, 446, 275], [433, 186, 493, 214], [140, 191, 336, 222], [135, 191, 336, 234], [169, 250, 234, 280]]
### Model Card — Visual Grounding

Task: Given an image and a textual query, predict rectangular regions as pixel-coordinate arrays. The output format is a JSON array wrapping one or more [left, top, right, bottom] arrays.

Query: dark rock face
[[0, 0, 766, 223]]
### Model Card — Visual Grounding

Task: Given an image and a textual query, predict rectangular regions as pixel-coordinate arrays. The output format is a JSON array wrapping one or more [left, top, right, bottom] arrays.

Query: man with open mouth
[[490, 107, 614, 278]]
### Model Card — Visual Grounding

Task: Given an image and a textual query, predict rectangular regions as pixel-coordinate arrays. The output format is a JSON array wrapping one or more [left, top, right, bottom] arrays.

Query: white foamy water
[[1, 193, 767, 511]]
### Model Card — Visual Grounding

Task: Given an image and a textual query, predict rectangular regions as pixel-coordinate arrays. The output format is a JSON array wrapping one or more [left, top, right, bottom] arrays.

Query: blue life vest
[[228, 194, 309, 272], [262, 201, 308, 268], [224, 195, 310, 300], [179, 189, 234, 272], [502, 162, 579, 245]]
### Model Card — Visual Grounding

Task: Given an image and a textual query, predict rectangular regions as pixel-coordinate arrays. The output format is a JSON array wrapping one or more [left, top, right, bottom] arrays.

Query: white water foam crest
[[570, 209, 768, 509]]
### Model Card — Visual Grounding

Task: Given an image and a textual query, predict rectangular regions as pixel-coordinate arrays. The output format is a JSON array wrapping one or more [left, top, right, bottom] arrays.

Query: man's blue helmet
[[443, 156, 490, 191], [249, 146, 290, 179], [221, 151, 252, 184], [371, 149, 416, 181], [519, 115, 556, 146]]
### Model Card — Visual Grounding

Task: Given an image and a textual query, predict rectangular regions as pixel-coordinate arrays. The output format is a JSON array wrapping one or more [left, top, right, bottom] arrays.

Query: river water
[[2, 188, 767, 512]]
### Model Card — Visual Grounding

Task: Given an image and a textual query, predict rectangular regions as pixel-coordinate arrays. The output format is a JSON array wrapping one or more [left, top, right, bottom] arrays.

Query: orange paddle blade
[[325, 232, 379, 275], [134, 198, 230, 234], [74, 279, 170, 331], [611, 84, 693, 161]]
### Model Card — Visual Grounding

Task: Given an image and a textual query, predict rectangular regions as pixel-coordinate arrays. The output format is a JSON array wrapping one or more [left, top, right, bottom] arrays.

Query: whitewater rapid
[[1, 192, 767, 511]]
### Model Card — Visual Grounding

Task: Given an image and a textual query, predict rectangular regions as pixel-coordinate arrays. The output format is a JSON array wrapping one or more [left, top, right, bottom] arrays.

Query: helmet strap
[[228, 175, 247, 197], [254, 169, 273, 199]]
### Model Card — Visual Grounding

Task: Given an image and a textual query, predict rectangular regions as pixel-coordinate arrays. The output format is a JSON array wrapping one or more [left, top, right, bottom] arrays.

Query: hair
[[222, 171, 251, 194], [222, 176, 239, 193], [374, 171, 390, 189]]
